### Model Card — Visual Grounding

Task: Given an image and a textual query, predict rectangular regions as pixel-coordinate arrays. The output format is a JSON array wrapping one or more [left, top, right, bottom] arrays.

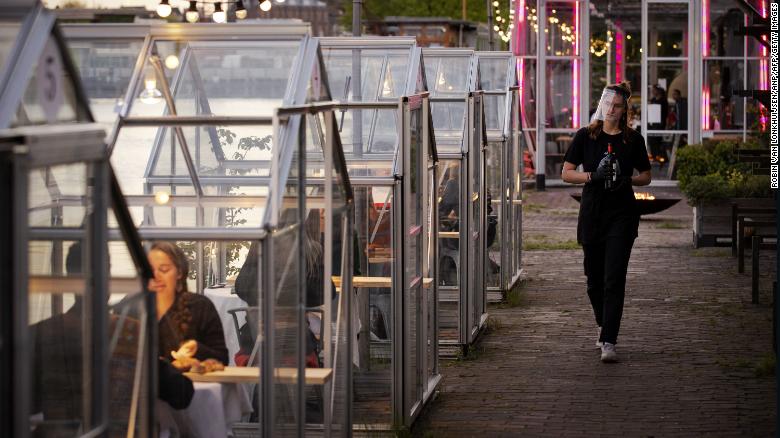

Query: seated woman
[[148, 241, 229, 366]]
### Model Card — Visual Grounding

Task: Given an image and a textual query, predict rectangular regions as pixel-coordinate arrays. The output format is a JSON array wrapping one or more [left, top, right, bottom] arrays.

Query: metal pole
[[487, 0, 495, 50], [460, 0, 466, 47], [353, 0, 361, 37]]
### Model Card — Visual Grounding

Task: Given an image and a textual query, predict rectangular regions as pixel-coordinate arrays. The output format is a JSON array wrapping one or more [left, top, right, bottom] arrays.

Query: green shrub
[[676, 139, 771, 205]]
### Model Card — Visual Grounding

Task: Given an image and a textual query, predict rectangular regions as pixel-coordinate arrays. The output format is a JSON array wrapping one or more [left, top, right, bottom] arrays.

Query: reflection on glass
[[545, 60, 574, 128], [703, 60, 744, 131], [545, 2, 578, 57], [648, 3, 687, 57], [646, 61, 687, 132]]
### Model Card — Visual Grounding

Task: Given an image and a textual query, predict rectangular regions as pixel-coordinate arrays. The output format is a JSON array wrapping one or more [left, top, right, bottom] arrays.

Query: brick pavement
[[413, 187, 776, 437]]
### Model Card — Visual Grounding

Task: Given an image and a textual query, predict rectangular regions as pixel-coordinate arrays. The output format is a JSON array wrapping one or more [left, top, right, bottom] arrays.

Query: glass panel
[[68, 39, 146, 130], [647, 133, 687, 181], [14, 36, 81, 128], [437, 162, 460, 348], [321, 49, 411, 102], [545, 2, 579, 57], [545, 60, 575, 129], [112, 126, 194, 196], [270, 225, 302, 437], [648, 3, 688, 58], [430, 101, 466, 148], [425, 56, 471, 94], [352, 185, 394, 426], [746, 59, 769, 133], [707, 0, 747, 57], [28, 164, 88, 228], [518, 58, 536, 128], [484, 94, 506, 132], [27, 163, 94, 435], [405, 280, 421, 413], [479, 57, 508, 91], [0, 22, 21, 69], [485, 141, 502, 289], [703, 59, 744, 131], [338, 108, 398, 156], [516, 0, 538, 56], [521, 130, 537, 181], [646, 60, 687, 131], [409, 106, 423, 228], [129, 41, 300, 118], [545, 132, 575, 177], [469, 100, 484, 332], [106, 237, 149, 436]]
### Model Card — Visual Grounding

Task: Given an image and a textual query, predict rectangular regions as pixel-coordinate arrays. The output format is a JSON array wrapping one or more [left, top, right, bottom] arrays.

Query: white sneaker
[[595, 327, 603, 348], [600, 342, 618, 363]]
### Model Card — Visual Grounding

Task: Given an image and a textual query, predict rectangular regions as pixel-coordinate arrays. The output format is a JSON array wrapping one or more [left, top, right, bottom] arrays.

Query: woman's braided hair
[[151, 241, 192, 337], [587, 81, 634, 143]]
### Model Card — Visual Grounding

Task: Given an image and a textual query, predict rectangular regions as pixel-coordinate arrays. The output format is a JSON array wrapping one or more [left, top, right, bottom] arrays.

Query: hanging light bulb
[[139, 76, 162, 105], [235, 1, 248, 19], [185, 1, 200, 23], [492, 0, 499, 6], [164, 55, 180, 70], [213, 2, 227, 23], [259, 0, 272, 12], [156, 0, 172, 18], [154, 191, 171, 205]]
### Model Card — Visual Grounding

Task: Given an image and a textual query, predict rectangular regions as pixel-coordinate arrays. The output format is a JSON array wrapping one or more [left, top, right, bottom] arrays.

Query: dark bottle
[[604, 143, 617, 190]]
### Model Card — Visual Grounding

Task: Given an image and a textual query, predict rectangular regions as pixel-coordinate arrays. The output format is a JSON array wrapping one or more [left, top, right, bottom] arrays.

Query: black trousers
[[583, 236, 635, 345]]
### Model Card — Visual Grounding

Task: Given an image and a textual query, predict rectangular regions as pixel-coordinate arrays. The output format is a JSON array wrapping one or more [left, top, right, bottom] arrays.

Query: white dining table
[[203, 286, 248, 366], [158, 381, 252, 438]]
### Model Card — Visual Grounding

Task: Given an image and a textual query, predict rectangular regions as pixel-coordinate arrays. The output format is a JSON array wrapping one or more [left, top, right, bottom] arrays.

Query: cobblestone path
[[413, 187, 776, 437]]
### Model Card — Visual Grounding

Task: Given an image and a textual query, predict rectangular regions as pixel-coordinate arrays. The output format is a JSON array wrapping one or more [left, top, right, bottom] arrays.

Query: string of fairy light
[[156, 0, 281, 23], [492, 0, 513, 44]]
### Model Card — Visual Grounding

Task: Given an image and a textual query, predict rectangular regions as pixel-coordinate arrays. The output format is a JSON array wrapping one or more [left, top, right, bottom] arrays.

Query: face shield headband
[[590, 87, 630, 124]]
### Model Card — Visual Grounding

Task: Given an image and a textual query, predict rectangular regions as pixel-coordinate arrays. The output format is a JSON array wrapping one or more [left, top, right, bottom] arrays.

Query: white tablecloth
[[159, 382, 252, 438], [204, 287, 248, 366]]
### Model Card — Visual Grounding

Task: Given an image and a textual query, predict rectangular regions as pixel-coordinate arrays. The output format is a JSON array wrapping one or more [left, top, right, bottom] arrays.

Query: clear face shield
[[590, 88, 627, 124]]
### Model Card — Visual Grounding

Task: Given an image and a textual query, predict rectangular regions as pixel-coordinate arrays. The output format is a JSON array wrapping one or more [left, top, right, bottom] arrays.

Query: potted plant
[[675, 139, 773, 247]]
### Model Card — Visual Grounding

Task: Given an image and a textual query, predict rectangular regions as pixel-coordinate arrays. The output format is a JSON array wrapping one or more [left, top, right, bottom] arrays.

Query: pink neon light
[[615, 28, 624, 84], [703, 0, 709, 56], [702, 87, 710, 130], [759, 0, 768, 130], [518, 58, 525, 104], [512, 0, 525, 56], [572, 1, 579, 128]]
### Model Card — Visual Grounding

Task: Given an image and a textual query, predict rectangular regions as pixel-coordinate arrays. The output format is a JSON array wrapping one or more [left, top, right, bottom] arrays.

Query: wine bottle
[[604, 143, 617, 190]]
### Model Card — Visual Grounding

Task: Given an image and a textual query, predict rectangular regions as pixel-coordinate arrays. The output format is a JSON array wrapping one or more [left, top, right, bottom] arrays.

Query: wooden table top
[[332, 276, 433, 289], [185, 366, 332, 385]]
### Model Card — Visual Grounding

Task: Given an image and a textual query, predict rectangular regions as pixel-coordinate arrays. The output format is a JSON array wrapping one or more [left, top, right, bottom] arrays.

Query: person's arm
[[561, 162, 592, 185], [632, 170, 652, 186], [561, 128, 588, 184], [631, 133, 653, 187], [192, 298, 229, 364], [158, 358, 194, 410]]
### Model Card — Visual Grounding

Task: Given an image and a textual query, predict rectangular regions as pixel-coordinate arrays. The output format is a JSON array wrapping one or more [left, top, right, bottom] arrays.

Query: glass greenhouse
[[1, 4, 155, 437], [476, 51, 524, 301], [103, 23, 356, 437], [319, 36, 441, 429], [422, 47, 488, 356]]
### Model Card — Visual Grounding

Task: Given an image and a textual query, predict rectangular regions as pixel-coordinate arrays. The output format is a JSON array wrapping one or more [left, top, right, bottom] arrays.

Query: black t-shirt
[[563, 127, 651, 245]]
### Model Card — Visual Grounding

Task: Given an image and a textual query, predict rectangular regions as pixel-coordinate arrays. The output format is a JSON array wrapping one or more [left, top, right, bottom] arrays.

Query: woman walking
[[561, 82, 652, 362]]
